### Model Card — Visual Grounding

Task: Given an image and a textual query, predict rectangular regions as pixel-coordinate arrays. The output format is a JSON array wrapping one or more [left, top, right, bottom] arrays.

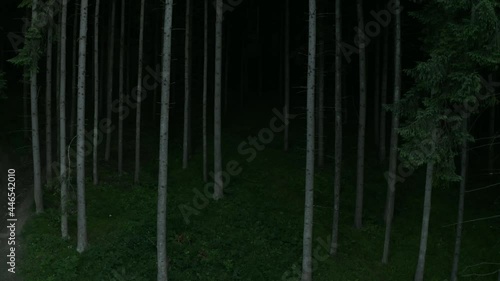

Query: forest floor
[[13, 107, 500, 281]]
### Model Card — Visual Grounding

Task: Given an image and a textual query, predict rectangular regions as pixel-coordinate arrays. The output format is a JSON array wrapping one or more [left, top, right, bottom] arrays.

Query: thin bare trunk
[[414, 160, 435, 281], [373, 15, 381, 146], [76, 0, 89, 254], [301, 1, 316, 279], [202, 0, 208, 182], [117, 0, 125, 174], [93, 0, 100, 185], [182, 0, 192, 170], [31, 0, 44, 214], [317, 39, 325, 168], [134, 0, 145, 183], [213, 0, 224, 200], [157, 0, 173, 279], [46, 27, 53, 183], [382, 1, 401, 263], [450, 121, 468, 281], [105, 0, 116, 162], [379, 28, 389, 162], [330, 0, 342, 256], [60, 0, 69, 240], [70, 2, 78, 139], [354, 0, 367, 229], [284, 0, 290, 152]]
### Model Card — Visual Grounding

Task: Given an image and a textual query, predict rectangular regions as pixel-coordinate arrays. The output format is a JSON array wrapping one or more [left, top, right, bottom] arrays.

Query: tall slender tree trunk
[[60, 0, 69, 240], [330, 0, 342, 256], [284, 0, 290, 152], [489, 105, 495, 171], [134, 0, 146, 183], [30, 0, 44, 214], [46, 26, 53, 183], [373, 14, 381, 147], [317, 39, 325, 168], [183, 0, 192, 170], [70, 2, 78, 139], [76, 0, 89, 254], [450, 120, 468, 281], [382, 1, 401, 263], [301, 1, 316, 280], [105, 0, 116, 162], [213, 0, 224, 200], [354, 0, 367, 229], [93, 0, 100, 185], [414, 160, 435, 281], [117, 0, 125, 174], [56, 12, 62, 162], [202, 0, 208, 182], [157, 0, 173, 279], [379, 28, 389, 163]]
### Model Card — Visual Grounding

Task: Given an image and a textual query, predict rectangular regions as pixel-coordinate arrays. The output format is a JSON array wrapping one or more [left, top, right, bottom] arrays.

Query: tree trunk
[[117, 0, 125, 174], [213, 0, 224, 200], [134, 0, 145, 183], [105, 0, 116, 162], [93, 0, 100, 185], [202, 0, 208, 182], [70, 2, 78, 139], [354, 0, 367, 230], [46, 26, 53, 183], [76, 0, 89, 254], [414, 160, 435, 281], [301, 1, 316, 280], [330, 0, 342, 256], [60, 0, 69, 240], [56, 12, 62, 162], [382, 1, 401, 263], [373, 17, 381, 147], [379, 27, 389, 163], [489, 105, 495, 171], [30, 0, 44, 214], [284, 0, 290, 152], [317, 39, 325, 168], [157, 0, 173, 279], [450, 120, 468, 281], [182, 0, 192, 170]]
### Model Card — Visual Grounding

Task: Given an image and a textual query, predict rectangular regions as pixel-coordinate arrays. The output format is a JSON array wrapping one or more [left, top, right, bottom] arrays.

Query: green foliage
[[398, 0, 500, 182]]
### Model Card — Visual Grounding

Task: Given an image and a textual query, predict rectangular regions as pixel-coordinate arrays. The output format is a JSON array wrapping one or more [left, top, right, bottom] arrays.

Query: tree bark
[[373, 15, 381, 147], [182, 0, 192, 170], [284, 0, 290, 152], [46, 26, 53, 183], [117, 0, 125, 174], [213, 0, 224, 200], [105, 0, 116, 162], [202, 0, 208, 182], [76, 0, 89, 254], [70, 2, 78, 139], [30, 0, 44, 214], [450, 120, 468, 281], [60, 0, 69, 240], [93, 0, 100, 185], [354, 0, 367, 229], [382, 0, 401, 263], [134, 0, 145, 183], [157, 0, 173, 279], [301, 1, 316, 280], [317, 39, 325, 168], [330, 0, 342, 256], [414, 160, 435, 281]]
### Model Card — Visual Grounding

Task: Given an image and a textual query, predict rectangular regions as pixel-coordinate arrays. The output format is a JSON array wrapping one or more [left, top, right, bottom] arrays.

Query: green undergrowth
[[19, 112, 500, 281]]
